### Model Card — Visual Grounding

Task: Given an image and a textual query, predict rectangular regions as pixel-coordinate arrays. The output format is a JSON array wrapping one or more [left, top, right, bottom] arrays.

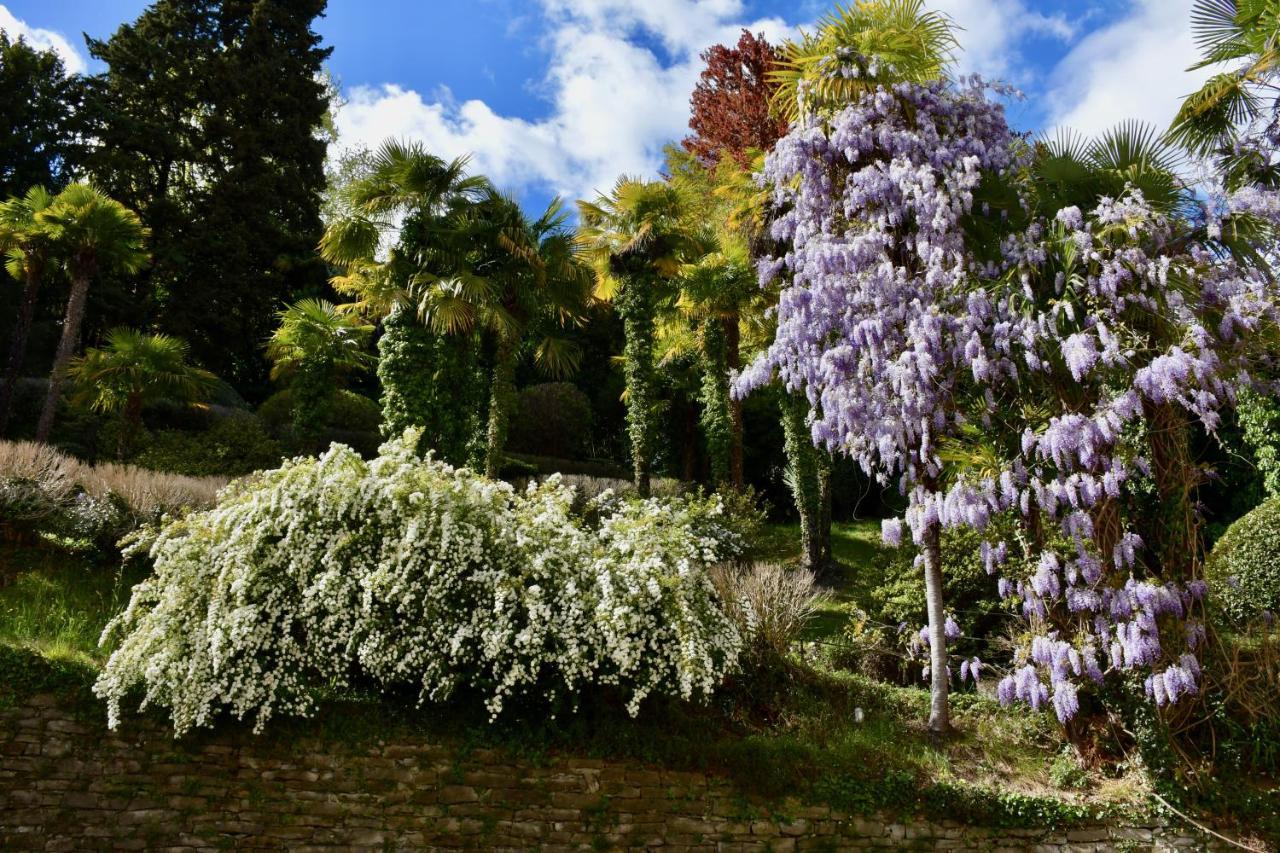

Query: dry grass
[[711, 561, 820, 657], [0, 441, 78, 520], [0, 439, 226, 520]]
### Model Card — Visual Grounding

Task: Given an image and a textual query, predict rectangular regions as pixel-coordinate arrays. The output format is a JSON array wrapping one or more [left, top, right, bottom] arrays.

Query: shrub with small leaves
[[1205, 496, 1280, 626], [95, 432, 742, 735]]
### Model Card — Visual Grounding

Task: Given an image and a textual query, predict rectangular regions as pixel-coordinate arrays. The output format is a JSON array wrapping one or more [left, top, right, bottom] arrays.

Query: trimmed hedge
[[1205, 495, 1280, 625]]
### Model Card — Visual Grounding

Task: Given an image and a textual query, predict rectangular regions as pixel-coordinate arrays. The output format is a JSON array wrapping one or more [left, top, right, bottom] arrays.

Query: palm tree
[[770, 0, 958, 123], [578, 178, 702, 497], [266, 298, 374, 449], [0, 186, 56, 436], [67, 328, 217, 456], [670, 239, 757, 487], [320, 140, 490, 462], [319, 139, 486, 269], [1169, 0, 1280, 173], [34, 184, 149, 443], [428, 190, 592, 478]]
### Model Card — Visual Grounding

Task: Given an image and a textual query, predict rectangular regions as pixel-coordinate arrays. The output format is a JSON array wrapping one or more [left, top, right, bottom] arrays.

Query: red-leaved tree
[[683, 30, 788, 168]]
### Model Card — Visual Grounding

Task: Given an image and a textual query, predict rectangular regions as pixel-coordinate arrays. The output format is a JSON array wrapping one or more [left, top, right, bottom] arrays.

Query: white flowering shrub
[[96, 433, 741, 735]]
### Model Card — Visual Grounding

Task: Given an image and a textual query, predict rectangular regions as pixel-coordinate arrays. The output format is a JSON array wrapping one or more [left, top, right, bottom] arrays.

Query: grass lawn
[[756, 519, 889, 642], [0, 538, 146, 667]]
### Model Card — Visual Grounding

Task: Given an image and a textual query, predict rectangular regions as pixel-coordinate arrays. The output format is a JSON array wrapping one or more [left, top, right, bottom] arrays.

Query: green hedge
[[1205, 495, 1280, 625]]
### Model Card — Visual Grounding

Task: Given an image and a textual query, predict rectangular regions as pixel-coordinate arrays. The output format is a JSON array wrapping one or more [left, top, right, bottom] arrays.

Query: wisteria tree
[[736, 78, 1020, 734], [739, 76, 1280, 739]]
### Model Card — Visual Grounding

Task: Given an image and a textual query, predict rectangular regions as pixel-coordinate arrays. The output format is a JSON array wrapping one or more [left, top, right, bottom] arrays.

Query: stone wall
[[0, 694, 1220, 851]]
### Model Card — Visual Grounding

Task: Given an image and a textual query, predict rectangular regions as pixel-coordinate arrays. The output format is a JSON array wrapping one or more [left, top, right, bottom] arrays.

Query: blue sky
[[2, 1, 1214, 212]]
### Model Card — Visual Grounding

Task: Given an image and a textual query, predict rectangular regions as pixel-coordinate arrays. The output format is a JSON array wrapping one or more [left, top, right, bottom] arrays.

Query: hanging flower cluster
[[738, 75, 1280, 722], [970, 191, 1280, 721], [95, 434, 743, 736], [736, 76, 1019, 488]]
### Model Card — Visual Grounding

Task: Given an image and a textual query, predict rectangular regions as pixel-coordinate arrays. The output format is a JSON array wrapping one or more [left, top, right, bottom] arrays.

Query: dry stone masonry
[[0, 694, 1221, 851]]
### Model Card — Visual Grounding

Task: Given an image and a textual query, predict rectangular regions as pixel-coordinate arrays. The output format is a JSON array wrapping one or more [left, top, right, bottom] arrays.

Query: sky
[[1, 0, 1216, 213]]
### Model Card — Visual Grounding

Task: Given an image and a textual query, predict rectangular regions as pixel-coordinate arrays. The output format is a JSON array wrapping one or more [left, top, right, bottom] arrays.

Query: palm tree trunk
[[119, 391, 144, 458], [725, 313, 744, 490], [484, 337, 518, 479], [36, 272, 92, 444], [921, 513, 950, 737], [780, 390, 822, 573], [0, 261, 43, 437]]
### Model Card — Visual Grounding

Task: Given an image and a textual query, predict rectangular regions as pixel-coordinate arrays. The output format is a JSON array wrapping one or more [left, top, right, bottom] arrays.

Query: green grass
[[757, 519, 888, 642], [0, 538, 144, 666]]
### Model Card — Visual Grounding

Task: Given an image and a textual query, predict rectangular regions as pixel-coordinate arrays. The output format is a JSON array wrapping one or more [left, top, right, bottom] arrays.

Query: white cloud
[[334, 0, 795, 204], [1045, 0, 1212, 139], [332, 0, 1134, 204], [929, 0, 1075, 80], [0, 4, 86, 74]]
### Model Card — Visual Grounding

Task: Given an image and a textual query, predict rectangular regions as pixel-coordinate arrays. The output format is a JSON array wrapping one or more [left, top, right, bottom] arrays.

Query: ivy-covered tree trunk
[[699, 318, 732, 487], [378, 307, 480, 467], [725, 312, 745, 490], [36, 271, 91, 443], [483, 336, 518, 479], [617, 278, 656, 497], [921, 516, 950, 736], [378, 305, 432, 436], [780, 390, 824, 572], [291, 359, 333, 453], [0, 259, 43, 437]]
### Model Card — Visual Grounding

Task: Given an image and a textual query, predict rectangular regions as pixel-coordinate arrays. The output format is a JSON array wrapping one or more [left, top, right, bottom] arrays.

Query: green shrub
[[1205, 495, 1280, 625], [508, 382, 593, 460], [132, 413, 283, 477], [870, 518, 1007, 661], [257, 388, 381, 436]]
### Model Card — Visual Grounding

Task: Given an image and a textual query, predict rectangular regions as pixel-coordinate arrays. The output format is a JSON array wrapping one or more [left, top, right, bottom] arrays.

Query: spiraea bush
[[95, 432, 744, 735]]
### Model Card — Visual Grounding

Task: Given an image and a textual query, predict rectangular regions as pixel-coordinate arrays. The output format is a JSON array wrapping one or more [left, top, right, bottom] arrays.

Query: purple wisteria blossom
[[735, 75, 1280, 722]]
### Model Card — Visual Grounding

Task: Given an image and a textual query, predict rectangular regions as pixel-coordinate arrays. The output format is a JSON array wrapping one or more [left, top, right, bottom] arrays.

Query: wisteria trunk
[[36, 272, 92, 444], [483, 336, 518, 479], [818, 452, 832, 566], [921, 518, 950, 736], [1144, 400, 1199, 580], [0, 261, 44, 437]]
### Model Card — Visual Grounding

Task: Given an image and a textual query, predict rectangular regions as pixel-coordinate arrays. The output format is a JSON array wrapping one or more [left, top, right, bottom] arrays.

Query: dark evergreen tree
[[0, 33, 86, 198], [85, 0, 333, 391]]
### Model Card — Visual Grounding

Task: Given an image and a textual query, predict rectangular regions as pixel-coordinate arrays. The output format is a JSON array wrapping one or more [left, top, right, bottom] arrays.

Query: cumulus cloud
[[1045, 0, 1212, 139], [337, 0, 1181, 203], [334, 0, 794, 204], [0, 4, 86, 74]]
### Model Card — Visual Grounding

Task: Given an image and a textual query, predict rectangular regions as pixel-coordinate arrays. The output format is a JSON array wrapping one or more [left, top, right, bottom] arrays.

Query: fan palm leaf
[[770, 0, 958, 124]]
